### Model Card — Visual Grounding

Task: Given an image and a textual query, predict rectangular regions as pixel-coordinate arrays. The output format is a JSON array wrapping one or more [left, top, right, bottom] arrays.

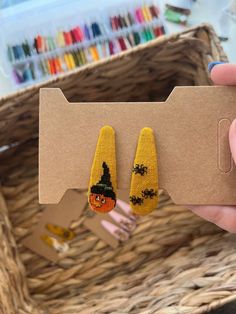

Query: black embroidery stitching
[[129, 195, 144, 205], [132, 164, 148, 176], [141, 189, 158, 199], [90, 162, 116, 200]]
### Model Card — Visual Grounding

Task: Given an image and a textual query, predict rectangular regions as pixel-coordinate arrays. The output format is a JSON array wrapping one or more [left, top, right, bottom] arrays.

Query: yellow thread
[[88, 126, 117, 213], [68, 53, 76, 69], [66, 53, 73, 69], [93, 46, 100, 61], [144, 5, 152, 21], [57, 32, 65, 47], [90, 46, 99, 61], [142, 6, 149, 22], [130, 127, 158, 215], [64, 53, 71, 69]]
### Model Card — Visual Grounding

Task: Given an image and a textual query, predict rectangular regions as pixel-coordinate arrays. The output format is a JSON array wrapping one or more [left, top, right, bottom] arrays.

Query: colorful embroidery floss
[[129, 127, 158, 215], [7, 1, 165, 87], [88, 126, 117, 213]]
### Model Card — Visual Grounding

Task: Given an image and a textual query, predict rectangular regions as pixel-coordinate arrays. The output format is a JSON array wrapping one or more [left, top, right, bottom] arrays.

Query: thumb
[[229, 119, 236, 164]]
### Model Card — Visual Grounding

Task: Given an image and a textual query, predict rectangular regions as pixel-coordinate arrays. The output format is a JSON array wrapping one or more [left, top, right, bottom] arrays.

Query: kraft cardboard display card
[[39, 86, 236, 208]]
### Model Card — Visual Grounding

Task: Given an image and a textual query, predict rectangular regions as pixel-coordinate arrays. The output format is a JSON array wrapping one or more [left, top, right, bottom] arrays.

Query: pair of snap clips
[[40, 199, 137, 254], [88, 126, 158, 215]]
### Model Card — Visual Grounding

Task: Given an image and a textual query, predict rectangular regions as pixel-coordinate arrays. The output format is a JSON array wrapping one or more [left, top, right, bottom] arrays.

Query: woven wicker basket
[[0, 24, 234, 314]]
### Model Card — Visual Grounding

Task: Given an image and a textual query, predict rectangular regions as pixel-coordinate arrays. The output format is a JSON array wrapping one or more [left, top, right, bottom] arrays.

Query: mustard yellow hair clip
[[88, 126, 117, 213], [45, 223, 75, 241], [129, 127, 158, 215], [41, 223, 75, 253], [41, 234, 69, 253]]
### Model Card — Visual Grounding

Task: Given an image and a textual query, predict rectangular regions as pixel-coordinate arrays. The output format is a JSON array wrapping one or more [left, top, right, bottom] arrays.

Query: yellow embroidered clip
[[129, 127, 158, 215], [41, 235, 69, 253], [88, 126, 117, 213], [45, 223, 75, 241]]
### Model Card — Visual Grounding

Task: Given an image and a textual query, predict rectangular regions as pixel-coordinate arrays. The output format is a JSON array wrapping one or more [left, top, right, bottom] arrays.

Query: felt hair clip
[[130, 127, 158, 215], [41, 223, 75, 253], [41, 234, 69, 253], [88, 125, 117, 213], [88, 126, 158, 215], [45, 223, 75, 241]]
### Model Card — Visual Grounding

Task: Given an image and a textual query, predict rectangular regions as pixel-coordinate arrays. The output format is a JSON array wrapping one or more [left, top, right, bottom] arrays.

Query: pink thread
[[135, 9, 142, 23], [137, 8, 144, 23]]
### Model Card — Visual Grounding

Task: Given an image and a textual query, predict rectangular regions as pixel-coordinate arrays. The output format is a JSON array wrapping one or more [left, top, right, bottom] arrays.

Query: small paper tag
[[23, 190, 87, 262], [23, 190, 136, 262]]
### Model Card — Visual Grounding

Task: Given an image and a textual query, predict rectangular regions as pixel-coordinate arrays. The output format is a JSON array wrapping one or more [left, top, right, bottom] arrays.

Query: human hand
[[188, 62, 236, 232]]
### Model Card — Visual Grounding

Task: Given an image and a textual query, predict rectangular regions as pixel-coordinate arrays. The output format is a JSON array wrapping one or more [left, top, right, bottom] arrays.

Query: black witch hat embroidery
[[89, 162, 116, 213]]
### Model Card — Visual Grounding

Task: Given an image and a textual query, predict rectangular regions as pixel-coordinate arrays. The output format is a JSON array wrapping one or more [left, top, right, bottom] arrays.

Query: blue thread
[[208, 61, 226, 72], [84, 24, 91, 40]]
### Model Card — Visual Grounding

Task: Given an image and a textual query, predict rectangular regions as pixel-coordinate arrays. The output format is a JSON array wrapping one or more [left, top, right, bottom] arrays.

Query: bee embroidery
[[132, 164, 148, 176], [141, 189, 158, 199], [129, 195, 144, 206]]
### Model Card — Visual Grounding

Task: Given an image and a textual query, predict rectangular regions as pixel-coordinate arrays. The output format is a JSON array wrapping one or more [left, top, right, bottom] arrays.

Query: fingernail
[[208, 61, 226, 72], [116, 199, 137, 221], [108, 210, 136, 232], [101, 220, 129, 241]]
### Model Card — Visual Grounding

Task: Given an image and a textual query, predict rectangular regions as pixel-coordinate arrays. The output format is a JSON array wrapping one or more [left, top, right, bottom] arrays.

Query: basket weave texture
[[0, 24, 234, 314]]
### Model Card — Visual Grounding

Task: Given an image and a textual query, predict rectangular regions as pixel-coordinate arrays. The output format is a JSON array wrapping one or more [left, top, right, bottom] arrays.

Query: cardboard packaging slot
[[39, 86, 236, 205]]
